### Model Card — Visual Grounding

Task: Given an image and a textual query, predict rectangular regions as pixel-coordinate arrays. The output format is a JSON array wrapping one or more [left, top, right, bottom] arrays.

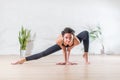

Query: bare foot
[[85, 62, 90, 64], [56, 62, 66, 65], [66, 62, 78, 65], [56, 62, 78, 65], [11, 58, 26, 65], [83, 53, 90, 64]]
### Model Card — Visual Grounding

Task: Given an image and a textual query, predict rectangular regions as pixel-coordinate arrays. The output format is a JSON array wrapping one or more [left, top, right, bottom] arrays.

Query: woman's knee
[[82, 31, 89, 37], [83, 30, 89, 34]]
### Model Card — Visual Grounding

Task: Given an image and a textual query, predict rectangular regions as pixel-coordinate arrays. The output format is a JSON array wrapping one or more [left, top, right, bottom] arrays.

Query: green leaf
[[18, 26, 31, 50]]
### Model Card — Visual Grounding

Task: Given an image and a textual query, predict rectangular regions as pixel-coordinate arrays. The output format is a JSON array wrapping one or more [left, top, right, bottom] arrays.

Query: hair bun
[[61, 27, 75, 36], [61, 31, 64, 36]]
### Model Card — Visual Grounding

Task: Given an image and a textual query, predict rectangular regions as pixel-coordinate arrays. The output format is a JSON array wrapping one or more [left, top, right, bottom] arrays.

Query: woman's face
[[63, 33, 74, 44]]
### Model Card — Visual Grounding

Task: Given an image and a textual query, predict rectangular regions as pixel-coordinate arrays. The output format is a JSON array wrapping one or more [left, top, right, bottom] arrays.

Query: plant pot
[[20, 50, 26, 57], [101, 49, 104, 54], [26, 40, 34, 56]]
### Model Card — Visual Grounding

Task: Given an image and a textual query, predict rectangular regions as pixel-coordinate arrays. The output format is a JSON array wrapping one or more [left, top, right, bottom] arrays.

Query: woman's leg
[[76, 31, 90, 64], [11, 44, 61, 65], [26, 44, 61, 61]]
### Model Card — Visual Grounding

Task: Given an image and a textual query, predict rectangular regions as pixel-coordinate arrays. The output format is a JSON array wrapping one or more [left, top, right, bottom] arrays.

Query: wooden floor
[[0, 54, 120, 80]]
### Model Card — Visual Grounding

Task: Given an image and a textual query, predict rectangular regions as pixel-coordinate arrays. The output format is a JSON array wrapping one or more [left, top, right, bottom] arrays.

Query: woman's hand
[[66, 61, 78, 65], [56, 62, 77, 65]]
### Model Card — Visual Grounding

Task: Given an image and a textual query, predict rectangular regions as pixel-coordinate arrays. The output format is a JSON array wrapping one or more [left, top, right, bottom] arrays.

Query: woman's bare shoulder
[[74, 36, 80, 45], [56, 34, 63, 44]]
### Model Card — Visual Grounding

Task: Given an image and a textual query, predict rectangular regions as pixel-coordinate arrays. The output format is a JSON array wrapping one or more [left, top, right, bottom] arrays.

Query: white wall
[[0, 0, 120, 55]]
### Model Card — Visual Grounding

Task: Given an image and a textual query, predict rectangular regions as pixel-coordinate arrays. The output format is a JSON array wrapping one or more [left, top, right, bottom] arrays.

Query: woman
[[12, 27, 90, 65]]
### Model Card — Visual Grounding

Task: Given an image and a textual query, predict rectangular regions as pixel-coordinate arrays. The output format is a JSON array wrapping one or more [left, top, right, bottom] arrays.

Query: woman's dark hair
[[61, 27, 75, 36]]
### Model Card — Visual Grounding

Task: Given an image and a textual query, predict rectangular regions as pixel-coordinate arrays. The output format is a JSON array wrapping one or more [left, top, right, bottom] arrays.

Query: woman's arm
[[66, 36, 80, 54], [56, 35, 80, 65], [66, 48, 71, 63], [56, 35, 68, 64], [62, 48, 68, 63], [66, 36, 80, 63]]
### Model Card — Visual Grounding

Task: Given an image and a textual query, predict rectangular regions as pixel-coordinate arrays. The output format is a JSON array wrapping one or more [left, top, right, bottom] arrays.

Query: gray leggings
[[26, 31, 89, 61]]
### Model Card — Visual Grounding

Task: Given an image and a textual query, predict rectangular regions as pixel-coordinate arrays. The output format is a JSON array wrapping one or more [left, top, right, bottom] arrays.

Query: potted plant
[[85, 24, 104, 54], [18, 26, 31, 57], [86, 24, 104, 54]]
